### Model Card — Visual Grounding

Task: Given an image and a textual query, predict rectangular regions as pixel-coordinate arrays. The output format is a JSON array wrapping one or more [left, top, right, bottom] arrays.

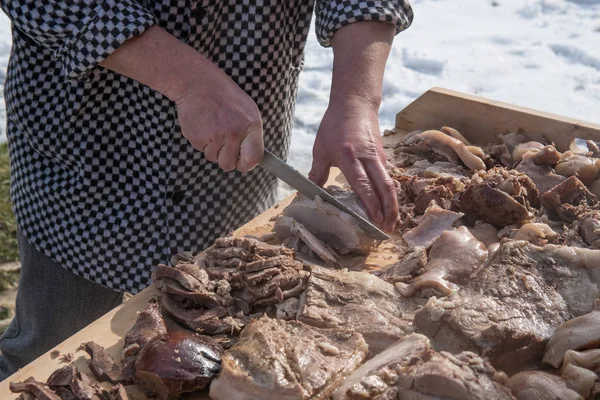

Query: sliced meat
[[134, 331, 222, 400], [542, 176, 599, 223], [555, 151, 600, 184], [516, 150, 566, 193], [209, 317, 368, 400], [506, 371, 582, 400], [10, 378, 61, 400], [377, 247, 427, 284], [543, 300, 600, 368], [297, 266, 417, 354], [398, 227, 487, 297], [274, 216, 338, 265], [282, 188, 379, 255], [403, 202, 464, 248], [83, 342, 122, 384]]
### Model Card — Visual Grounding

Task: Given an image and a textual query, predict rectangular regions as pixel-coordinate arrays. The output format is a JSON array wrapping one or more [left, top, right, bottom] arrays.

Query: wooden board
[[2, 86, 600, 399]]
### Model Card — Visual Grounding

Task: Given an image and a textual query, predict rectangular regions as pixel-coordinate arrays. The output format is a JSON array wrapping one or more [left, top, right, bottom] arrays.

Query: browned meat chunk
[[334, 334, 513, 400], [397, 227, 487, 297], [403, 202, 463, 248], [209, 316, 368, 400], [506, 371, 582, 400], [134, 331, 222, 400], [297, 266, 417, 355], [282, 187, 379, 255], [46, 364, 102, 400], [542, 176, 599, 223], [83, 342, 122, 384], [10, 378, 61, 400]]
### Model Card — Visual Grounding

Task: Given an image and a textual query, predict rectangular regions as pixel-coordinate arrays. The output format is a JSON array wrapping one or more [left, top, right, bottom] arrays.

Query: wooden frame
[[2, 87, 600, 399]]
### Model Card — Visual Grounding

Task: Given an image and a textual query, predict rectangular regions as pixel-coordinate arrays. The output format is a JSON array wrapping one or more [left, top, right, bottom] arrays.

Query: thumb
[[237, 121, 264, 172], [308, 154, 331, 187]]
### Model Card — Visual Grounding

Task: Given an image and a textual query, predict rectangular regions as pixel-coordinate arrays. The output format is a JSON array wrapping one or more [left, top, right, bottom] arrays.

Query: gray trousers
[[0, 231, 123, 381]]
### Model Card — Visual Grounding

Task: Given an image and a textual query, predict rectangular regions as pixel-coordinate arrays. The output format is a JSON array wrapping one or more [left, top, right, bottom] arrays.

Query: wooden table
[[2, 87, 600, 399]]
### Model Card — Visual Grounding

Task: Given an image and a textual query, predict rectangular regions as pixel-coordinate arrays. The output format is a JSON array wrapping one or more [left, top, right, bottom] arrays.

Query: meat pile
[[12, 126, 600, 399]]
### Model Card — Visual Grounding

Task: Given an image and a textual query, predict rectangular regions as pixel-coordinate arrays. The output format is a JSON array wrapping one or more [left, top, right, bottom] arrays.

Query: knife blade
[[259, 149, 389, 241]]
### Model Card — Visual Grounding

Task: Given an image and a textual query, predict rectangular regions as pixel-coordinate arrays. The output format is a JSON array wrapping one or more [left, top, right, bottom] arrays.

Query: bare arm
[[309, 21, 398, 232]]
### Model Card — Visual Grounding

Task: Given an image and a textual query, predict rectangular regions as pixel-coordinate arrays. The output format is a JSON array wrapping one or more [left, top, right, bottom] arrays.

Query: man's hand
[[101, 26, 263, 172], [309, 22, 399, 232]]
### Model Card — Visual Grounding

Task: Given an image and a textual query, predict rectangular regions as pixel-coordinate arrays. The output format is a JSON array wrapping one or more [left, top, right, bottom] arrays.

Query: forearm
[[330, 21, 395, 109], [100, 26, 210, 102]]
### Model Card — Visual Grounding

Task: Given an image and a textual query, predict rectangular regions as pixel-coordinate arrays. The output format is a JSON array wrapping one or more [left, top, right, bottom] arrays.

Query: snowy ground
[[1, 0, 600, 200]]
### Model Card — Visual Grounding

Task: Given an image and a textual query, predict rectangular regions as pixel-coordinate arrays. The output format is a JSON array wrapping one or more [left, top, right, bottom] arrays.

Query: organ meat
[[282, 188, 379, 255], [414, 240, 573, 374], [542, 176, 599, 223], [403, 202, 463, 248], [554, 151, 600, 184], [398, 227, 487, 297], [407, 130, 486, 171], [506, 371, 582, 400], [209, 316, 368, 400], [333, 333, 513, 400], [297, 266, 417, 354]]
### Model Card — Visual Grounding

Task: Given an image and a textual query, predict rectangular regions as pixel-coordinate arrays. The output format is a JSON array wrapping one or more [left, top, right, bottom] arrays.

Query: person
[[0, 0, 413, 379]]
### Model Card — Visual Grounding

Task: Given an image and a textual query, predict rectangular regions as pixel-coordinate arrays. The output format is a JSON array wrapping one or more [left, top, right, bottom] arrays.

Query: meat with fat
[[467, 221, 499, 247], [506, 371, 583, 400], [274, 216, 338, 265], [403, 202, 464, 248], [296, 266, 417, 355], [516, 150, 566, 193], [209, 316, 368, 400]]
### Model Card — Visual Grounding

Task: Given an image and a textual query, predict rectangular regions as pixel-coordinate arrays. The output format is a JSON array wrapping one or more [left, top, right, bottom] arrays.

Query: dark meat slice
[[414, 182, 454, 214], [484, 143, 513, 168], [46, 365, 103, 400], [213, 236, 293, 258], [10, 378, 61, 400], [46, 364, 78, 387], [542, 176, 599, 223], [414, 241, 572, 374], [155, 277, 225, 307], [83, 342, 122, 384], [334, 334, 513, 400], [397, 227, 487, 297], [516, 150, 566, 193], [377, 247, 427, 283], [506, 371, 582, 400], [297, 266, 417, 354], [134, 331, 222, 400], [209, 316, 368, 400], [403, 202, 464, 248], [152, 264, 206, 292]]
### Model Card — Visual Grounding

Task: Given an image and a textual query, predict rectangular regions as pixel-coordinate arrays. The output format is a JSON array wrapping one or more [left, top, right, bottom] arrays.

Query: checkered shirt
[[1, 0, 413, 293]]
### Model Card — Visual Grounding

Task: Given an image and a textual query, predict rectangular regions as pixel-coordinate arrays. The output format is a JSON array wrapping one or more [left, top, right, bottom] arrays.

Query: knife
[[259, 149, 389, 241]]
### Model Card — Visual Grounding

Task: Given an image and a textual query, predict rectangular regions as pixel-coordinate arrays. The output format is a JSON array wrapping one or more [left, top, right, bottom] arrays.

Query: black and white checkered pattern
[[1, 0, 413, 293]]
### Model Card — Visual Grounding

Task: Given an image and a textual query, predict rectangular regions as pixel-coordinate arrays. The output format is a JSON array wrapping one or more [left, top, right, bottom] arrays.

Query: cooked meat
[[467, 221, 499, 247], [134, 331, 222, 400], [512, 222, 559, 246], [561, 363, 597, 398], [377, 247, 427, 284], [333, 333, 513, 400], [406, 130, 486, 170], [121, 299, 167, 378], [555, 151, 600, 184], [516, 150, 566, 193], [506, 371, 582, 400], [414, 241, 572, 374], [460, 167, 539, 228], [46, 364, 103, 400], [423, 161, 469, 179], [440, 126, 471, 145], [394, 151, 424, 168], [108, 384, 129, 400], [403, 202, 464, 248], [10, 378, 61, 400], [589, 179, 600, 198], [563, 348, 600, 370], [282, 188, 379, 255], [543, 300, 600, 368], [513, 141, 544, 162], [404, 159, 433, 176], [209, 317, 368, 400], [398, 227, 487, 297], [532, 144, 562, 166], [484, 143, 513, 168], [297, 266, 417, 354], [83, 342, 122, 384], [394, 175, 465, 216], [542, 176, 599, 223], [579, 210, 600, 247], [274, 216, 338, 265]]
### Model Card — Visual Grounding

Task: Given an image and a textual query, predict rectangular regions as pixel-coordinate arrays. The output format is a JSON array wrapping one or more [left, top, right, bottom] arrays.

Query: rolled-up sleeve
[[1, 0, 157, 80], [315, 0, 414, 47]]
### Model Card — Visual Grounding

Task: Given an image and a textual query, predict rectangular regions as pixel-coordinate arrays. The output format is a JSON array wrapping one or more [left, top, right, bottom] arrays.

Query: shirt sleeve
[[314, 0, 414, 47], [1, 0, 157, 81]]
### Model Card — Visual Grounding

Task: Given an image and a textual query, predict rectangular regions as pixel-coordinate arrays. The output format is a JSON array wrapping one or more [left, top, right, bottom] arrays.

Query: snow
[[1, 0, 599, 200]]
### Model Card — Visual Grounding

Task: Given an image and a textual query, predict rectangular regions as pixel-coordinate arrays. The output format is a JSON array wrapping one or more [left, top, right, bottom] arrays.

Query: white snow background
[[1, 0, 599, 200]]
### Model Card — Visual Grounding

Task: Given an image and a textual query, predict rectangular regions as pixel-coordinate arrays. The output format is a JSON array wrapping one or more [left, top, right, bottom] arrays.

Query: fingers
[[308, 152, 331, 187], [237, 120, 264, 172], [339, 156, 384, 227], [218, 134, 243, 172], [203, 138, 223, 163], [364, 158, 399, 232]]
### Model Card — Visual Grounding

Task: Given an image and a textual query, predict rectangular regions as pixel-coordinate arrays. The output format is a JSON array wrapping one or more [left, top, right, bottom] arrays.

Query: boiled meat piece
[[411, 130, 486, 170], [563, 348, 600, 371], [440, 126, 471, 145], [506, 371, 583, 400], [333, 333, 513, 400], [397, 227, 487, 297], [542, 176, 599, 223], [46, 364, 102, 400], [423, 161, 469, 179], [532, 144, 562, 166], [484, 143, 513, 168], [561, 363, 597, 398], [579, 210, 600, 247], [516, 150, 566, 193], [403, 202, 463, 248], [467, 221, 499, 247], [555, 151, 600, 184], [499, 132, 528, 153], [282, 188, 379, 255], [274, 216, 338, 265], [83, 342, 122, 384], [209, 316, 368, 400], [377, 247, 427, 284], [297, 266, 417, 354], [544, 300, 600, 368], [9, 378, 61, 400], [512, 141, 544, 162], [512, 222, 559, 246]]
